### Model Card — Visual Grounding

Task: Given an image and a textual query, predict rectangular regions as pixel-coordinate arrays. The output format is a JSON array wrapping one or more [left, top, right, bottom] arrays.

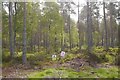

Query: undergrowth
[[28, 66, 118, 78]]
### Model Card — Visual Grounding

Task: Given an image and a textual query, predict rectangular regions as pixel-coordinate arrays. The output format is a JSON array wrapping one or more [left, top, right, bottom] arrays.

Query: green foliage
[[27, 51, 51, 65], [81, 45, 87, 50], [92, 47, 118, 64], [105, 54, 115, 64], [71, 47, 79, 53], [63, 53, 76, 62], [93, 46, 104, 53], [2, 50, 11, 63], [109, 47, 118, 53]]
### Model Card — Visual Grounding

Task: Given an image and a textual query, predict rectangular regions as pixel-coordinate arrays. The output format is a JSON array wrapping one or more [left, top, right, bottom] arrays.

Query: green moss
[[63, 53, 75, 62], [109, 47, 118, 52], [44, 68, 55, 74], [78, 71, 89, 77], [28, 66, 118, 78], [93, 46, 104, 53], [28, 68, 79, 78], [105, 54, 115, 64], [94, 67, 118, 78]]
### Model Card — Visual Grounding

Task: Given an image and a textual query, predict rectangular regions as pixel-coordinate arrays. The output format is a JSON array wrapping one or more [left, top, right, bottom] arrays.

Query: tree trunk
[[101, 30, 104, 46], [22, 2, 27, 64], [30, 31, 33, 52], [96, 8, 100, 46], [87, 2, 93, 52], [9, 2, 14, 58], [118, 2, 120, 48], [78, 1, 81, 50], [14, 2, 17, 54], [103, 2, 108, 50], [54, 31, 57, 52], [61, 5, 65, 51], [110, 3, 114, 47], [68, 3, 72, 50]]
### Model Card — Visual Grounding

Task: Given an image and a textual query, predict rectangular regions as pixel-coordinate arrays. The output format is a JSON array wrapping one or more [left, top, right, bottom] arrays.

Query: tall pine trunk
[[68, 3, 72, 50], [78, 1, 81, 50], [14, 2, 17, 54], [110, 3, 114, 47], [103, 1, 108, 50], [9, 2, 14, 58], [96, 8, 100, 46], [61, 3, 65, 51], [87, 2, 93, 53], [22, 2, 27, 64]]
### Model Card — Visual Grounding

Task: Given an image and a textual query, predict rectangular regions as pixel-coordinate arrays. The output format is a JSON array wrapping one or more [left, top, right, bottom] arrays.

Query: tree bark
[[78, 1, 81, 50], [9, 2, 14, 58], [96, 7, 100, 46], [87, 2, 93, 52], [22, 2, 27, 64], [14, 2, 17, 53], [68, 3, 72, 50], [110, 3, 114, 47], [103, 2, 109, 50]]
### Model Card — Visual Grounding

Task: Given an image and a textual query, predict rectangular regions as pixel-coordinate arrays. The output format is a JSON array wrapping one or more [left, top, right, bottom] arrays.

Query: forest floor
[[2, 47, 119, 78]]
